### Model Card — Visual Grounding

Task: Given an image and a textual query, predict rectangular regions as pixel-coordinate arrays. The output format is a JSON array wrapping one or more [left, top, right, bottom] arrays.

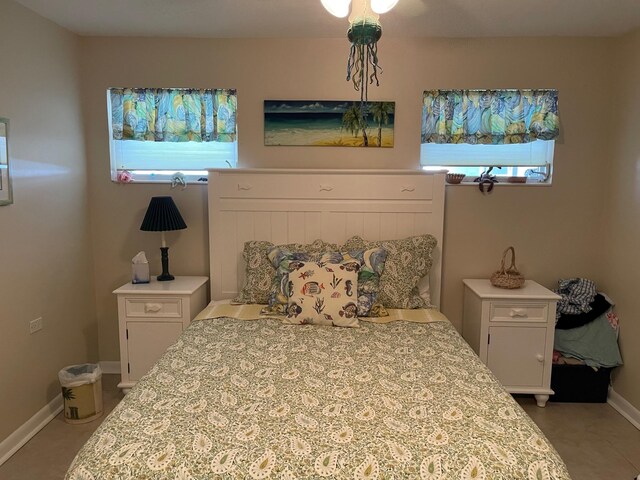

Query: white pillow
[[417, 274, 431, 306]]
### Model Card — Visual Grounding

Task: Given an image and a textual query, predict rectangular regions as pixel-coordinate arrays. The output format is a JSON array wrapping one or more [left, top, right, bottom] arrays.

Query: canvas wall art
[[264, 100, 394, 147]]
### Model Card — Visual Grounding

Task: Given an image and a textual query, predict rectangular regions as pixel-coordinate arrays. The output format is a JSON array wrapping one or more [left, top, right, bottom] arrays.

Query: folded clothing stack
[[551, 278, 623, 402], [553, 278, 623, 370], [556, 293, 611, 330]]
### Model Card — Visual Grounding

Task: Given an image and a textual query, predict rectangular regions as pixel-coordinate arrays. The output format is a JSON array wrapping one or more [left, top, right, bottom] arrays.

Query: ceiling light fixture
[[322, 0, 398, 103]]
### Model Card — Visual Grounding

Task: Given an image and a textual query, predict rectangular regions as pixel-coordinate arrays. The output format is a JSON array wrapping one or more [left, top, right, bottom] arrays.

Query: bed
[[66, 170, 571, 479]]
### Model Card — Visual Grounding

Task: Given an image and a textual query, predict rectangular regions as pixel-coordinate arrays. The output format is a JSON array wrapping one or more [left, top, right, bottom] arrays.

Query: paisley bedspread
[[66, 317, 571, 479]]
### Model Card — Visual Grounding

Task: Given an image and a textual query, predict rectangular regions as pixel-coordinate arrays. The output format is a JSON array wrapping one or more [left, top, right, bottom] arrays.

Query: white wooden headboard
[[207, 169, 446, 307]]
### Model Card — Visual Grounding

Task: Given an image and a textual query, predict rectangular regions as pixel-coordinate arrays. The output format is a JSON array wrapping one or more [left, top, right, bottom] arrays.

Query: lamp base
[[157, 246, 174, 281]]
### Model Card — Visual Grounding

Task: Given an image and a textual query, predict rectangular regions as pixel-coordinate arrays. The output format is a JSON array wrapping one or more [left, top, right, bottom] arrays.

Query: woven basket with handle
[[490, 246, 525, 289]]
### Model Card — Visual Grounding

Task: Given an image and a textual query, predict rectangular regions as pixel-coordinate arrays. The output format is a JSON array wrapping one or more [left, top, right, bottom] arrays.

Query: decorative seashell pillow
[[261, 249, 344, 316], [261, 247, 388, 317], [284, 261, 360, 327], [233, 239, 339, 304]]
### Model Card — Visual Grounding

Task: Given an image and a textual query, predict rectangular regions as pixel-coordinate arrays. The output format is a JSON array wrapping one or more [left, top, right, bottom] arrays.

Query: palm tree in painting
[[370, 102, 394, 147], [342, 103, 369, 147]]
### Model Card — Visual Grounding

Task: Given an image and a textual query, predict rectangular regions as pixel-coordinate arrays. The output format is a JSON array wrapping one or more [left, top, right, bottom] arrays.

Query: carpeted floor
[[0, 375, 638, 479]]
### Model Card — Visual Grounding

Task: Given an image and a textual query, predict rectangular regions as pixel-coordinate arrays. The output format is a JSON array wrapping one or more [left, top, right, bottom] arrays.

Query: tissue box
[[132, 263, 150, 284]]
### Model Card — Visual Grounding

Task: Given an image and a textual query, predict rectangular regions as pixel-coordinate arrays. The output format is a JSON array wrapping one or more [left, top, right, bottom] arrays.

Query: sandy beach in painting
[[264, 126, 394, 147]]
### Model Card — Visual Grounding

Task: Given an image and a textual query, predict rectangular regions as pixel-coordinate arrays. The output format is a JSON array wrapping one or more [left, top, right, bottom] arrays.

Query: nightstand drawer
[[124, 297, 183, 318], [490, 302, 548, 323]]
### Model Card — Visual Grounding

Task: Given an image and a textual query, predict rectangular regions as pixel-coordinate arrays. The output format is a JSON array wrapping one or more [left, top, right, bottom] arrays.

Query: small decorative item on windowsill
[[116, 169, 133, 183], [507, 176, 527, 184], [490, 246, 525, 289], [445, 173, 465, 184], [474, 166, 500, 193]]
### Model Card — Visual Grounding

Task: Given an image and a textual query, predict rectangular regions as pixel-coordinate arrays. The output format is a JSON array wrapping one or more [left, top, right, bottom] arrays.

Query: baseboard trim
[[98, 361, 121, 375], [0, 394, 63, 466], [608, 388, 640, 430]]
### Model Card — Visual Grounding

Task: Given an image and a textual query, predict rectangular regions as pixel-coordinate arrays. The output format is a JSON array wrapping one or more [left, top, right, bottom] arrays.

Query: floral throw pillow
[[342, 248, 388, 317], [343, 234, 438, 309], [233, 239, 338, 304], [284, 261, 360, 327], [261, 247, 387, 317]]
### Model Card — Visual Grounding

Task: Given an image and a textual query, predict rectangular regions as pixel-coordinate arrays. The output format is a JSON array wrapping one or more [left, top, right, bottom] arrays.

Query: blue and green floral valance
[[421, 89, 559, 145], [110, 88, 237, 142]]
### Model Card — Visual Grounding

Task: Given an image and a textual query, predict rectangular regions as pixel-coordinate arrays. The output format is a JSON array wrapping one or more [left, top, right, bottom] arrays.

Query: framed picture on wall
[[0, 118, 12, 206], [264, 100, 394, 147]]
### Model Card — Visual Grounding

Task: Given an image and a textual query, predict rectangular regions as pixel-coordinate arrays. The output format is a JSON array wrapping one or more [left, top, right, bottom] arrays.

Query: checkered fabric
[[554, 278, 597, 318]]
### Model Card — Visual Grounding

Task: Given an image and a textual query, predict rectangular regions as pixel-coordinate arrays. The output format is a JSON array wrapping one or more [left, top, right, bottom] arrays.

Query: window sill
[[111, 170, 211, 185], [445, 180, 552, 187], [111, 179, 208, 185]]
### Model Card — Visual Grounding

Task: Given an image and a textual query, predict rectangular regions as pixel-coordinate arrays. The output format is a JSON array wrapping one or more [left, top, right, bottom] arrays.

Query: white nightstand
[[114, 276, 208, 393], [462, 279, 560, 407]]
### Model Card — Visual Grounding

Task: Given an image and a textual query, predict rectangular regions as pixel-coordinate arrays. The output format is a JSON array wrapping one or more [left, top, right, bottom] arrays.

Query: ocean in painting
[[264, 100, 394, 147]]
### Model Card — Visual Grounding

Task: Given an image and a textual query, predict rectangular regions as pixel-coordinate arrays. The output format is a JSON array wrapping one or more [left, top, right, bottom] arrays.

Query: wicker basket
[[490, 246, 525, 289], [445, 173, 465, 184]]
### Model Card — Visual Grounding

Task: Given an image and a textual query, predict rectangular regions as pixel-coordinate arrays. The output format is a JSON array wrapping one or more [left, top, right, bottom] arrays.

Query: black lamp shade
[[140, 196, 187, 232]]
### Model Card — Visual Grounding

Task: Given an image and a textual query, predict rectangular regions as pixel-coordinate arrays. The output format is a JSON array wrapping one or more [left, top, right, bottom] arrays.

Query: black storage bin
[[550, 364, 612, 403]]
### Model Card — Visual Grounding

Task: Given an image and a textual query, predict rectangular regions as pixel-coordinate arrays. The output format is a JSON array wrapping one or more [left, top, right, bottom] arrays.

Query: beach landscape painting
[[264, 100, 394, 147]]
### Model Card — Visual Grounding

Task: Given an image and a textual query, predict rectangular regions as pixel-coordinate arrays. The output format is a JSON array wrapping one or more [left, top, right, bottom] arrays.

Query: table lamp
[[140, 196, 187, 281]]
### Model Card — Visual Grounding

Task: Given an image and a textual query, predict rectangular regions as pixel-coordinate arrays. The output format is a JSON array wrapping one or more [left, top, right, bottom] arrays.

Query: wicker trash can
[[58, 364, 103, 424]]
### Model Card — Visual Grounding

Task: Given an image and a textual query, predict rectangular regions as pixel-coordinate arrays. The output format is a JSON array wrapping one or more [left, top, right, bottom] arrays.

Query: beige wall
[[0, 0, 97, 441], [81, 36, 614, 362], [602, 28, 640, 410], [0, 1, 635, 440]]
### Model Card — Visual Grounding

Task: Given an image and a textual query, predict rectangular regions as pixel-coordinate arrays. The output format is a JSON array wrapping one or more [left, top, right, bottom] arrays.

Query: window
[[420, 89, 559, 184], [107, 88, 237, 183], [421, 140, 554, 183]]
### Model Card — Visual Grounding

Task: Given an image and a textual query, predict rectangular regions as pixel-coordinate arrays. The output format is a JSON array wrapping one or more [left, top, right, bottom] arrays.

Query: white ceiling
[[13, 0, 640, 38]]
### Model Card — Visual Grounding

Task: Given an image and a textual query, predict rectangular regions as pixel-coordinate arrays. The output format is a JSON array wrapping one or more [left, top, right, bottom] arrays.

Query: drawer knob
[[536, 354, 544, 363], [319, 184, 334, 191], [401, 185, 415, 192], [144, 303, 163, 313], [509, 308, 528, 317], [238, 183, 252, 191]]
